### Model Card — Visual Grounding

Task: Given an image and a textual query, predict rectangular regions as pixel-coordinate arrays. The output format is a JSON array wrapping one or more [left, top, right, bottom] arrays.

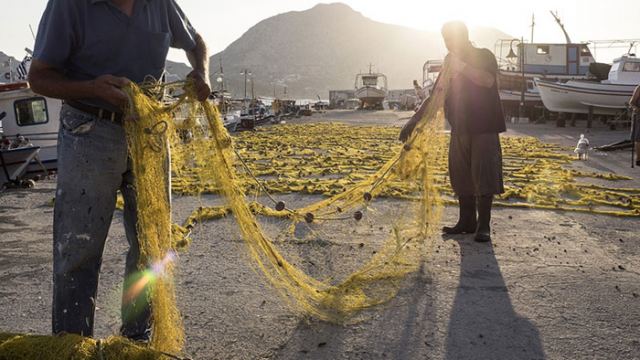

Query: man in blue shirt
[[29, 0, 211, 340]]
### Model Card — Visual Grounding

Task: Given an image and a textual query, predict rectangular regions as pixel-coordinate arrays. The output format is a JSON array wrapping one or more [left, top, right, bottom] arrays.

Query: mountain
[[210, 3, 511, 98], [165, 60, 192, 79]]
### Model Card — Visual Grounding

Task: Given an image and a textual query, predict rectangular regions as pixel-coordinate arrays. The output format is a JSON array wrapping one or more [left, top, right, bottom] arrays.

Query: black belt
[[65, 100, 125, 125]]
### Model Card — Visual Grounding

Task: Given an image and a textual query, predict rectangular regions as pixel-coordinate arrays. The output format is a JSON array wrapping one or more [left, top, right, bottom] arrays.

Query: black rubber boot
[[443, 196, 477, 234], [475, 195, 493, 243]]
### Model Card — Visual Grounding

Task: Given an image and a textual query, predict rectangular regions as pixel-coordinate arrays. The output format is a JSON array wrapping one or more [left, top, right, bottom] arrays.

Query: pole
[[243, 70, 247, 102], [633, 109, 637, 168], [530, 13, 535, 43], [519, 37, 525, 122]]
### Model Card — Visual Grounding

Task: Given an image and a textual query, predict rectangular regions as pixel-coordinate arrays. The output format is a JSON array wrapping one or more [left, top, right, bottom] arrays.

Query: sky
[[2, 0, 639, 64]]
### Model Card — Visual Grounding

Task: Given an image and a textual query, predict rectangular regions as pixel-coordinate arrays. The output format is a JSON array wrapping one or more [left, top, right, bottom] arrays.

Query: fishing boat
[[495, 41, 598, 120], [422, 60, 443, 98], [354, 65, 387, 110], [0, 82, 61, 174], [535, 54, 640, 116], [494, 12, 598, 120]]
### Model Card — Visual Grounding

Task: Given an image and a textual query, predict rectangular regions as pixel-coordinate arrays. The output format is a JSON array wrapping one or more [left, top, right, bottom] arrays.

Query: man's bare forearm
[[186, 33, 209, 79], [29, 64, 95, 100], [29, 60, 130, 108]]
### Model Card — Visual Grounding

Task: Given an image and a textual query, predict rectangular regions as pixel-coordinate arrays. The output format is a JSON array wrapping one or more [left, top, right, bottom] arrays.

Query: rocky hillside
[[210, 3, 510, 98]]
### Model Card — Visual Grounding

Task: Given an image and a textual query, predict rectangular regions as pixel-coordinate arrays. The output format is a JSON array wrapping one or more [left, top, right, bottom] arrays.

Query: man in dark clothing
[[29, 0, 211, 340], [400, 21, 505, 243]]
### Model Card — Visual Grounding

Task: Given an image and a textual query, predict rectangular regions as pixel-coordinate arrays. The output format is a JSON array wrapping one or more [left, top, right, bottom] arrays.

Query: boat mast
[[550, 11, 572, 44], [530, 13, 535, 43]]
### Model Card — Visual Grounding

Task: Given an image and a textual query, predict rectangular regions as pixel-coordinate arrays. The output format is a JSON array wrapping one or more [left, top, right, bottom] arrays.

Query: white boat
[[535, 54, 640, 115], [0, 145, 41, 185], [495, 41, 597, 118], [354, 65, 387, 110], [422, 60, 443, 98], [0, 82, 61, 174]]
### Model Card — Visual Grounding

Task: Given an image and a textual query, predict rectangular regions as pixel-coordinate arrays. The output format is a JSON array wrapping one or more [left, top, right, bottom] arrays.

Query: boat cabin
[[355, 73, 387, 91], [606, 55, 640, 85], [0, 82, 61, 172], [422, 60, 443, 90], [497, 42, 596, 76]]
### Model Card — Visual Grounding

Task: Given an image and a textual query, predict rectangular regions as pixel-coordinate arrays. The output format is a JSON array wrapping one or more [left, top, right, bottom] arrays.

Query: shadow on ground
[[272, 264, 436, 359], [444, 235, 545, 360]]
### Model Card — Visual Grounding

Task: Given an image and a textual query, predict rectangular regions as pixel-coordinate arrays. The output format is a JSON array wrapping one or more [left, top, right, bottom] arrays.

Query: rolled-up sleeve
[[33, 0, 77, 69], [167, 0, 197, 51]]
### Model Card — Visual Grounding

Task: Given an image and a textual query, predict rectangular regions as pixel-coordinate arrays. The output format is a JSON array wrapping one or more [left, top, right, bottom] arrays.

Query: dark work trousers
[[52, 104, 151, 339], [448, 132, 505, 197]]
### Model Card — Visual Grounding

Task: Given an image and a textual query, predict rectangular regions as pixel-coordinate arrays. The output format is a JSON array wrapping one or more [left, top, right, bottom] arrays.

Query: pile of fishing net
[[0, 333, 175, 360]]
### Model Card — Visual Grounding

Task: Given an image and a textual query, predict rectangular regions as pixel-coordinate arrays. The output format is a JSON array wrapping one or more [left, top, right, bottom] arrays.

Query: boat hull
[[0, 146, 41, 184], [535, 79, 636, 116], [355, 87, 386, 107], [499, 90, 542, 104]]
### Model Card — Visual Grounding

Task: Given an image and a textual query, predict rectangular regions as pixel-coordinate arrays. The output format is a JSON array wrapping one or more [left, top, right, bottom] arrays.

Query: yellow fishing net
[[0, 333, 169, 360], [127, 67, 447, 354]]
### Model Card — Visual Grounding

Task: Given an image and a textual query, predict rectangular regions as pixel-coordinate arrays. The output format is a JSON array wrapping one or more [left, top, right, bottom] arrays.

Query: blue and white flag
[[16, 56, 32, 80]]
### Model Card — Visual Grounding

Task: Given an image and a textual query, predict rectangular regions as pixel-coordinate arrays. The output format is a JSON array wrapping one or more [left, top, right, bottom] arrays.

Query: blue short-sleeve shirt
[[33, 0, 197, 110]]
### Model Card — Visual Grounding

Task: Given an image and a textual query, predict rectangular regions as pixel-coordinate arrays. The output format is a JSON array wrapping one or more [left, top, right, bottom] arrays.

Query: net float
[[305, 213, 315, 223]]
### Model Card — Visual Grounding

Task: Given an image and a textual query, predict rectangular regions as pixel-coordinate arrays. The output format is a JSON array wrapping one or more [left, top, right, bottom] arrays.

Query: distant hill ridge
[[210, 2, 511, 98]]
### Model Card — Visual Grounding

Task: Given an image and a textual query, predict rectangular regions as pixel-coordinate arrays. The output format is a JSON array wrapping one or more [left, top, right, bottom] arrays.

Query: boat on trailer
[[535, 54, 640, 116], [495, 41, 597, 119], [354, 65, 387, 110]]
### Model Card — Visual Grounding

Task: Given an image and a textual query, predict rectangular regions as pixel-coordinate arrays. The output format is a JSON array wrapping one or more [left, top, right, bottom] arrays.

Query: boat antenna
[[550, 11, 572, 44], [369, 63, 373, 74], [29, 25, 36, 40]]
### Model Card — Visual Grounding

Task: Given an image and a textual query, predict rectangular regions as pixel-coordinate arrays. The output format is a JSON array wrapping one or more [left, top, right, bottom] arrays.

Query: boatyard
[[1, 1, 640, 359], [2, 109, 640, 359]]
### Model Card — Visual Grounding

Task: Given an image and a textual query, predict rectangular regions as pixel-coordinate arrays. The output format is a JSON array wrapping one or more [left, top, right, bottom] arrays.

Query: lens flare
[[123, 251, 177, 306]]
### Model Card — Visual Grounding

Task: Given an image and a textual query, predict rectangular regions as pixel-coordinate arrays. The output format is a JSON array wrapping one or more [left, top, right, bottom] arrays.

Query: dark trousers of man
[[448, 132, 504, 231], [52, 105, 151, 339]]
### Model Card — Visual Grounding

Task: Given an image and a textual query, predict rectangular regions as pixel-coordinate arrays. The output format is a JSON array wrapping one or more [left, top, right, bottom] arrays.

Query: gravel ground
[[1, 110, 639, 359]]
